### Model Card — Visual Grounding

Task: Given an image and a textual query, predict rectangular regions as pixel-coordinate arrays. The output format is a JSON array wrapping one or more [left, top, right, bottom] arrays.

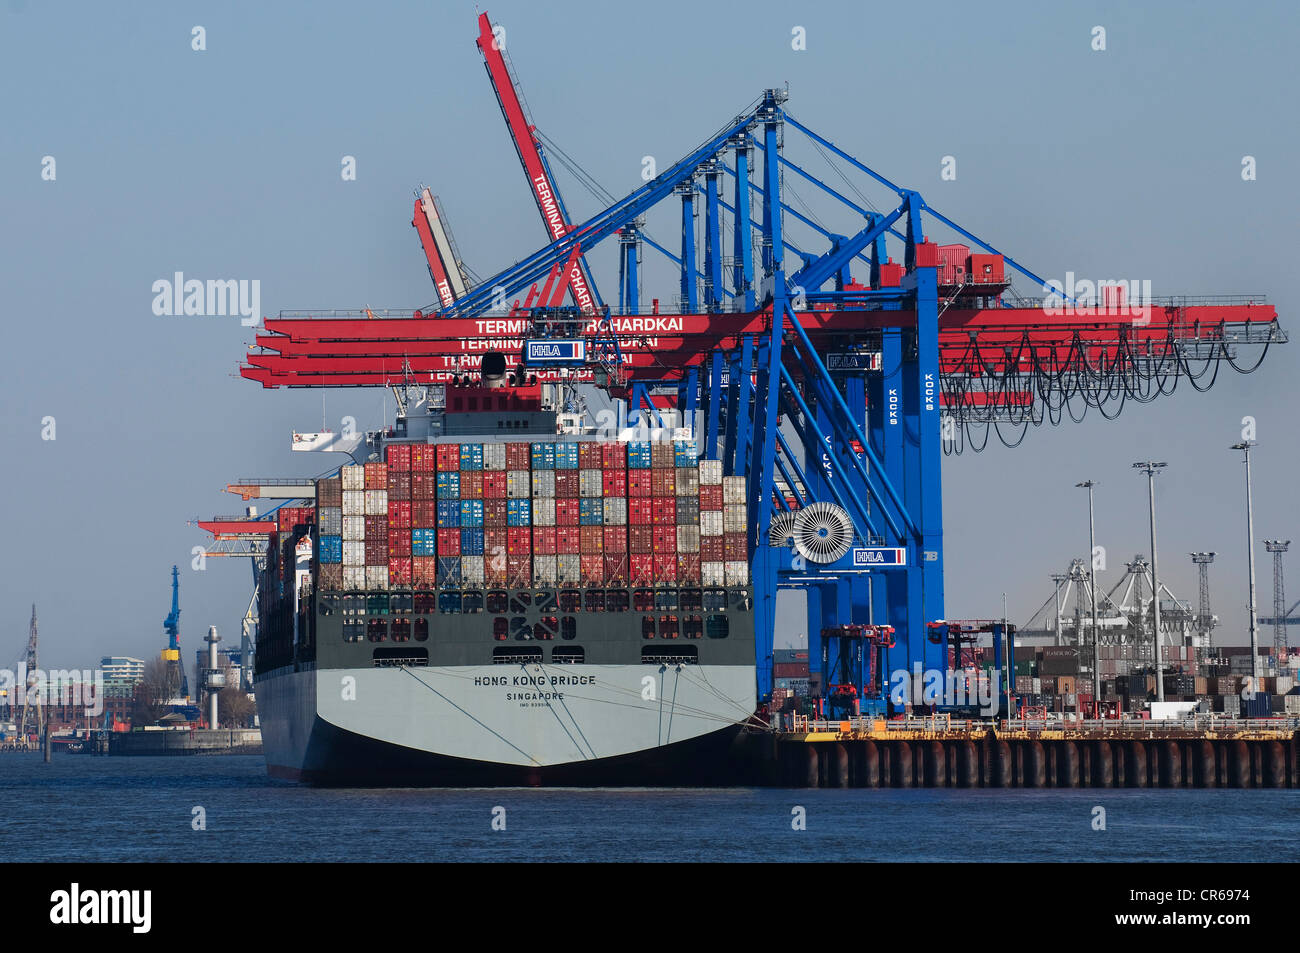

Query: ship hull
[[256, 663, 755, 786]]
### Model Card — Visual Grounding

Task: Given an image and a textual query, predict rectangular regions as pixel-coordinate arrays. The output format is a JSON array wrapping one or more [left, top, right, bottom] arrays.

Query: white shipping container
[[531, 470, 556, 498], [676, 525, 700, 552], [341, 465, 365, 490], [364, 489, 388, 516], [701, 561, 726, 587], [723, 504, 747, 533], [366, 566, 389, 590], [343, 566, 367, 591], [342, 490, 365, 515], [579, 469, 603, 498], [532, 498, 556, 526], [724, 560, 750, 587], [675, 468, 699, 496], [699, 511, 724, 536], [722, 476, 747, 504], [506, 470, 531, 499], [482, 442, 506, 471], [319, 507, 343, 536], [461, 556, 485, 587], [532, 554, 558, 586], [698, 459, 723, 485], [603, 498, 627, 525], [342, 515, 366, 541], [557, 554, 583, 585], [342, 540, 366, 565]]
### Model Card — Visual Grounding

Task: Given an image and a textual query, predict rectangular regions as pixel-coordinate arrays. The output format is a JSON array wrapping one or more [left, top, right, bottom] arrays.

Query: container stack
[[315, 439, 752, 592]]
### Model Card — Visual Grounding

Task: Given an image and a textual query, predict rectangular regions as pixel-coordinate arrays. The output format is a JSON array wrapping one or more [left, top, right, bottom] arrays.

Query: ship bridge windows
[[584, 590, 605, 613], [703, 588, 727, 612], [559, 589, 581, 613], [605, 590, 629, 613], [439, 591, 461, 614], [633, 589, 654, 612], [552, 646, 583, 664], [706, 616, 729, 639], [390, 619, 411, 642], [462, 591, 484, 614], [367, 619, 388, 642], [560, 617, 577, 640], [414, 592, 437, 614], [413, 618, 429, 642], [642, 645, 698, 665], [493, 646, 543, 664], [487, 590, 509, 614], [655, 590, 678, 612]]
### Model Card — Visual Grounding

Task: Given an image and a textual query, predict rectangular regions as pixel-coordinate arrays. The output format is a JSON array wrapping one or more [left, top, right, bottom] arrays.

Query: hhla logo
[[49, 884, 151, 933], [1041, 272, 1152, 323], [151, 272, 260, 326]]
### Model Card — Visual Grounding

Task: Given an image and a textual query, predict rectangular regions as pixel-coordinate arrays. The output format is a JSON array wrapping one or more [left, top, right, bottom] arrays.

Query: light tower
[[1075, 479, 1101, 705], [1190, 553, 1216, 650], [203, 626, 225, 729], [1264, 540, 1289, 661], [1231, 441, 1260, 683], [1132, 462, 1167, 702]]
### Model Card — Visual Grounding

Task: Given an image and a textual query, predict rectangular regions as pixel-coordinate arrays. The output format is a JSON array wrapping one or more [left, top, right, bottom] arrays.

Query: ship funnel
[[481, 351, 507, 389]]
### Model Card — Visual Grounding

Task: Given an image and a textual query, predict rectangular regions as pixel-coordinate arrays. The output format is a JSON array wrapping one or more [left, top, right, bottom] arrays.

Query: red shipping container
[[630, 553, 655, 585], [364, 462, 388, 489], [698, 485, 723, 510], [385, 444, 411, 470], [460, 471, 484, 499], [700, 535, 724, 561], [387, 500, 412, 528], [557, 526, 582, 554], [628, 470, 653, 497], [604, 526, 628, 553], [676, 553, 701, 586], [436, 444, 461, 471], [555, 499, 580, 526], [387, 471, 411, 500], [388, 529, 411, 557], [533, 526, 557, 555], [506, 554, 531, 588], [482, 471, 507, 499], [654, 554, 678, 582], [506, 443, 531, 470], [365, 515, 388, 538], [604, 553, 629, 586], [413, 556, 438, 586], [601, 443, 624, 469], [628, 499, 654, 525], [485, 529, 507, 558], [602, 470, 627, 496], [555, 470, 580, 498], [651, 470, 676, 496], [507, 527, 532, 554], [365, 540, 386, 564], [578, 443, 602, 469], [437, 528, 461, 556], [580, 554, 605, 585], [388, 557, 412, 584], [724, 532, 747, 561], [413, 500, 438, 527], [630, 525, 654, 554], [653, 526, 678, 553], [483, 499, 507, 527], [651, 498, 677, 525], [579, 525, 604, 555], [412, 472, 436, 500], [410, 445, 427, 471]]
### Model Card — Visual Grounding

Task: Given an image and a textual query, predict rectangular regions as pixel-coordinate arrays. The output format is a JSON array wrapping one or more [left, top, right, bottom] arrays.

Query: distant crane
[[18, 604, 43, 745], [162, 566, 190, 698], [1262, 540, 1290, 657], [1190, 552, 1216, 648]]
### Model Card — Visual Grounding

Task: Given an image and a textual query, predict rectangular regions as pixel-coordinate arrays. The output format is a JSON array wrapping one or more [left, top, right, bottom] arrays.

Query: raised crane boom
[[475, 11, 600, 313], [412, 187, 469, 306]]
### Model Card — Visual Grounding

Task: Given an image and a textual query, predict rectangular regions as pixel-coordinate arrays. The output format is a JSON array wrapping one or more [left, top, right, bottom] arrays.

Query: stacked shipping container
[[316, 441, 751, 592]]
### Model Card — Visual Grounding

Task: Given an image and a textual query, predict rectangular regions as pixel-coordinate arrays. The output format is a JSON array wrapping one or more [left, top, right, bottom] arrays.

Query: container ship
[[252, 376, 758, 784]]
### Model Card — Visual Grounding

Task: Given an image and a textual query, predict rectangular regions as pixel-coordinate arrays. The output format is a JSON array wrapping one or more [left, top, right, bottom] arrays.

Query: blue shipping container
[[459, 500, 484, 524], [579, 499, 603, 525], [674, 439, 698, 467], [507, 499, 532, 526], [319, 535, 343, 564], [436, 556, 462, 588], [412, 529, 437, 557], [530, 443, 556, 469], [461, 527, 485, 555], [554, 443, 579, 469], [460, 443, 484, 470], [627, 441, 652, 469], [437, 500, 460, 528], [436, 472, 461, 499]]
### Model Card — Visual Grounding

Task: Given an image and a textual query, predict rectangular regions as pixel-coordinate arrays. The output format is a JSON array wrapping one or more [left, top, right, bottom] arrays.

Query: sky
[[1, 0, 1297, 668]]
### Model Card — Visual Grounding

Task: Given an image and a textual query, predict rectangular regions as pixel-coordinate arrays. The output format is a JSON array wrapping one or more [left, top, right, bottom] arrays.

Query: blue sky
[[2, 0, 1296, 666]]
